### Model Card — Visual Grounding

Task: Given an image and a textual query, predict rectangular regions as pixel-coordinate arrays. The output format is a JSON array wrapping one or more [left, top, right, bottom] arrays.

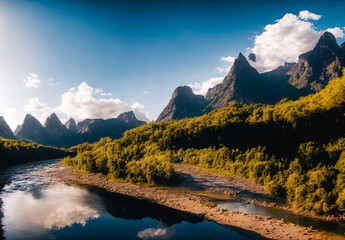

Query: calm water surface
[[0, 160, 248, 240]]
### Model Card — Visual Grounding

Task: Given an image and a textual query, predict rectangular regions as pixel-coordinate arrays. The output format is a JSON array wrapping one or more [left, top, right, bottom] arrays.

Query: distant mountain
[[14, 111, 145, 147], [44, 113, 80, 147], [288, 32, 345, 91], [15, 114, 54, 145], [78, 111, 146, 143], [64, 118, 77, 132], [156, 86, 207, 122], [0, 117, 16, 139], [157, 32, 345, 122]]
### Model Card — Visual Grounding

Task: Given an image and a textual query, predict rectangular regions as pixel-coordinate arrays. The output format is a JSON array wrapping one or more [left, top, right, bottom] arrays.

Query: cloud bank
[[249, 10, 345, 72]]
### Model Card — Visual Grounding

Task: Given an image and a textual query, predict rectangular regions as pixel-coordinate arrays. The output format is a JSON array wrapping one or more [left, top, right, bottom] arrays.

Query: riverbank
[[50, 162, 325, 240]]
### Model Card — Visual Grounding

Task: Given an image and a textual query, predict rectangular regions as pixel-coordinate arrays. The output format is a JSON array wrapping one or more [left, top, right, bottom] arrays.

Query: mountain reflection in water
[[0, 160, 248, 240]]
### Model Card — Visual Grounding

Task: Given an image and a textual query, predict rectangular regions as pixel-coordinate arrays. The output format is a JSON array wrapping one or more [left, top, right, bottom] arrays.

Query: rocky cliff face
[[205, 53, 262, 110], [156, 86, 207, 122], [288, 32, 345, 92], [0, 117, 16, 139]]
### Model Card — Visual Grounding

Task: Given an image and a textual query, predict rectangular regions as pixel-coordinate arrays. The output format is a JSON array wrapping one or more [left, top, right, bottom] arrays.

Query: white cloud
[[298, 10, 321, 21], [144, 91, 148, 94], [53, 82, 150, 122], [131, 102, 151, 122], [215, 67, 230, 73], [25, 97, 50, 113], [220, 56, 235, 63], [189, 77, 223, 96], [326, 27, 345, 38], [48, 78, 61, 87], [23, 73, 41, 88], [248, 11, 345, 72], [215, 56, 235, 73], [3, 82, 150, 130]]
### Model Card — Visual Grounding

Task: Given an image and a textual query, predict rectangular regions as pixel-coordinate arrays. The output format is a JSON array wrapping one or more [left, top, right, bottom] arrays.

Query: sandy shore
[[49, 163, 326, 240]]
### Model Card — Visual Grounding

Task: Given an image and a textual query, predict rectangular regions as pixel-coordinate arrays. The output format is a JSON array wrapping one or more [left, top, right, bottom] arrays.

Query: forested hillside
[[65, 70, 345, 214], [0, 137, 72, 168]]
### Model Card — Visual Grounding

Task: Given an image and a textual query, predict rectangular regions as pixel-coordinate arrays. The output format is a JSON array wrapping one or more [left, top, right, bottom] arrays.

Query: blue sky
[[0, 0, 344, 129]]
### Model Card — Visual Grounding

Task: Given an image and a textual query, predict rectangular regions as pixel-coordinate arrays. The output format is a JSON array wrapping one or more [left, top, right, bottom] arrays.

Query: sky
[[0, 0, 345, 130]]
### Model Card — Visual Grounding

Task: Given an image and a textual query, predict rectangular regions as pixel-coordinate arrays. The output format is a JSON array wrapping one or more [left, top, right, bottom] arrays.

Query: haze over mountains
[[1, 111, 145, 148], [157, 32, 345, 122]]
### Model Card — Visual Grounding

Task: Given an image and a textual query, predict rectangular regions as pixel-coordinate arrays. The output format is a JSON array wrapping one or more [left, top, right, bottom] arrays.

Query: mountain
[[156, 86, 207, 122], [0, 117, 16, 139], [43, 113, 80, 147], [15, 114, 54, 145], [288, 32, 345, 91], [14, 111, 146, 147], [78, 111, 146, 143], [65, 118, 77, 132], [157, 32, 345, 122]]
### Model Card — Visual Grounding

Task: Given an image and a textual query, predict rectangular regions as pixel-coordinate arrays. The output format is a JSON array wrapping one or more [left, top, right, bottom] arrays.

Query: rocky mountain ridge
[[157, 32, 345, 122]]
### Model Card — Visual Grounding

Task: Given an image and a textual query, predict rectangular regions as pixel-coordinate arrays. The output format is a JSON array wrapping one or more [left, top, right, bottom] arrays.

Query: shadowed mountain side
[[156, 86, 207, 122], [15, 114, 56, 146], [0, 117, 16, 139], [288, 32, 345, 91]]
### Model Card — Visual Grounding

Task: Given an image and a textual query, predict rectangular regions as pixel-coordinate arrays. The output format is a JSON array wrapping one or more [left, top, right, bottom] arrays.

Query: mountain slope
[[288, 32, 345, 91], [44, 113, 80, 147], [156, 86, 207, 122], [64, 118, 77, 132], [0, 117, 16, 139], [15, 114, 54, 145]]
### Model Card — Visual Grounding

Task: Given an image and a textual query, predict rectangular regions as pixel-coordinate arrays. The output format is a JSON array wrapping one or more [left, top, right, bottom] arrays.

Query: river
[[0, 160, 248, 240]]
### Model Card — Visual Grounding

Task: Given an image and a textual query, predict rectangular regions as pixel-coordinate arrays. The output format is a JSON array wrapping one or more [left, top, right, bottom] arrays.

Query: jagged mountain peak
[[117, 111, 138, 122], [65, 118, 77, 132], [229, 52, 259, 76], [172, 86, 195, 98], [315, 31, 339, 50], [156, 85, 206, 122], [23, 114, 42, 126], [44, 113, 63, 128], [248, 53, 256, 62]]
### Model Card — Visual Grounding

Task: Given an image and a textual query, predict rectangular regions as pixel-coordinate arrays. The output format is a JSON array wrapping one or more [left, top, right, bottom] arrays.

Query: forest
[[0, 137, 72, 168], [65, 70, 345, 215]]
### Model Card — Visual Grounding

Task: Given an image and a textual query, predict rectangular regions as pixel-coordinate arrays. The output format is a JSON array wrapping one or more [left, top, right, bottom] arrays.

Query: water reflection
[[0, 160, 249, 240], [3, 184, 104, 230]]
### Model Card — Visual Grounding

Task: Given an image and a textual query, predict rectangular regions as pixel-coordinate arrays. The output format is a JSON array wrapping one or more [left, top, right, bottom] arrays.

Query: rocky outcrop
[[288, 32, 345, 92], [156, 86, 207, 122]]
